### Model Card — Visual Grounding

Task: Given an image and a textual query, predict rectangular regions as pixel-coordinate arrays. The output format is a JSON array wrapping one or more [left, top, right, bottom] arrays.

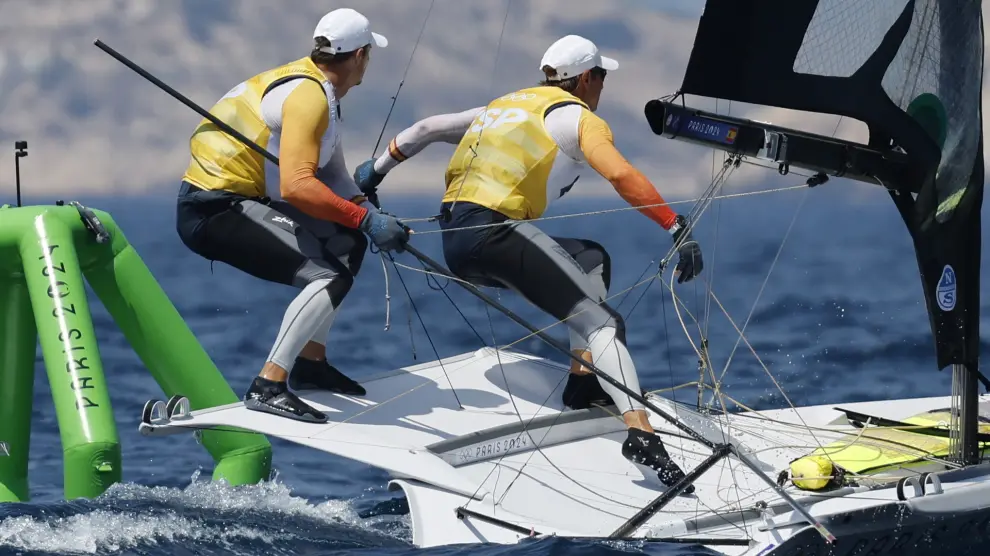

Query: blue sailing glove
[[359, 208, 409, 253], [354, 159, 385, 208], [671, 215, 703, 284]]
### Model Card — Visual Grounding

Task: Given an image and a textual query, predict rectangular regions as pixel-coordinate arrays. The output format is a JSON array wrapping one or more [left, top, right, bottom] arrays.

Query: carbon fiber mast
[[645, 0, 985, 465]]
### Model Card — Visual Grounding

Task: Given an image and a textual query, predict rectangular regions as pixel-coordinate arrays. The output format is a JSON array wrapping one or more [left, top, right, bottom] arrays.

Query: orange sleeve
[[279, 79, 367, 229], [578, 111, 678, 230]]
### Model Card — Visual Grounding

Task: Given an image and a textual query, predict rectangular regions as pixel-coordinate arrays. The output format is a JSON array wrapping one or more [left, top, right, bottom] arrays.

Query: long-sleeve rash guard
[[372, 101, 679, 231], [275, 79, 368, 229]]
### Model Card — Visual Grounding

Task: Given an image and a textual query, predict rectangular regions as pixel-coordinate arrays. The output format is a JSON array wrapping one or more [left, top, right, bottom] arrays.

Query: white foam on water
[[113, 469, 408, 532], [0, 470, 411, 554], [0, 509, 273, 554]]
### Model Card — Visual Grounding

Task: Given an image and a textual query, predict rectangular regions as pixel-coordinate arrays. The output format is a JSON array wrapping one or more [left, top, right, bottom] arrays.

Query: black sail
[[675, 0, 984, 373]]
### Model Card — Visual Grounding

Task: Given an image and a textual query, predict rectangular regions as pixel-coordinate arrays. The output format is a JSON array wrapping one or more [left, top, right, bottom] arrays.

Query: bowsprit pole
[[93, 38, 835, 543]]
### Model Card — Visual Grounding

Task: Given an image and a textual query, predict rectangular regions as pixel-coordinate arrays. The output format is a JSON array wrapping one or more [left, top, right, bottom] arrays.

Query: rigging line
[[702, 111, 847, 417], [659, 263, 779, 516], [387, 224, 704, 420], [444, 0, 513, 217], [160, 418, 953, 512], [713, 392, 967, 468], [406, 294, 417, 358], [612, 158, 740, 316], [455, 322, 642, 512], [379, 252, 392, 330], [602, 156, 738, 405], [703, 282, 838, 462], [739, 159, 814, 178], [393, 260, 661, 354], [667, 271, 726, 414], [367, 0, 436, 327], [405, 174, 803, 231], [709, 187, 809, 397], [663, 157, 737, 277], [682, 157, 736, 225], [665, 270, 740, 467], [369, 0, 436, 158], [479, 305, 645, 511], [385, 252, 464, 409], [420, 262, 488, 345], [398, 246, 786, 504], [660, 280, 681, 411], [684, 114, 852, 471], [699, 96, 729, 406], [667, 385, 967, 471]]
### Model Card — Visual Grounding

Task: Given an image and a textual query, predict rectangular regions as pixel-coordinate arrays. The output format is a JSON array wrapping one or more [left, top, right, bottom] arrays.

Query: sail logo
[[936, 265, 956, 311]]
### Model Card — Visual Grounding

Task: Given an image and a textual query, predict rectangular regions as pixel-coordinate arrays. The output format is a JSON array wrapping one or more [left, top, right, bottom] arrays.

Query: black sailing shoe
[[288, 357, 366, 396], [243, 376, 328, 423], [562, 373, 615, 409], [622, 428, 695, 494]]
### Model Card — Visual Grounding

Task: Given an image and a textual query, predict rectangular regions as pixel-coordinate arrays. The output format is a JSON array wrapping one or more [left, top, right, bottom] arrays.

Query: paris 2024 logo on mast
[[936, 265, 957, 312]]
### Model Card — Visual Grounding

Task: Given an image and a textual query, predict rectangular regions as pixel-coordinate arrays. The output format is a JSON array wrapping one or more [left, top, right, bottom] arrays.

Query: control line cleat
[[166, 394, 191, 421]]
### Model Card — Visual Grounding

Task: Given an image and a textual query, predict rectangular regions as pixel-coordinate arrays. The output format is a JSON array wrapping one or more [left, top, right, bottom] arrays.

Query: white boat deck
[[140, 347, 990, 552]]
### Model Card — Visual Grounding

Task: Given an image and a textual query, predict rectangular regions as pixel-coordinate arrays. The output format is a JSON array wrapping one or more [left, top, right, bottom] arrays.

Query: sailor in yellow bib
[[175, 8, 409, 424], [441, 87, 589, 220], [353, 35, 705, 493]]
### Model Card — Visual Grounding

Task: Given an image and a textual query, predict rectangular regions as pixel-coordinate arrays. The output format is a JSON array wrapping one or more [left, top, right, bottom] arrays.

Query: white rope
[[396, 182, 809, 230], [379, 253, 391, 330]]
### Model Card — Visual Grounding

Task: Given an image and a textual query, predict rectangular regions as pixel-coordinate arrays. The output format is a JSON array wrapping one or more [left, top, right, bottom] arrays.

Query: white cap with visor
[[539, 35, 618, 81], [313, 8, 388, 53]]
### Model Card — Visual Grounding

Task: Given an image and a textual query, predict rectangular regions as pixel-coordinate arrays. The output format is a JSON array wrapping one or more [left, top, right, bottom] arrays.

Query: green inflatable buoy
[[906, 92, 948, 150]]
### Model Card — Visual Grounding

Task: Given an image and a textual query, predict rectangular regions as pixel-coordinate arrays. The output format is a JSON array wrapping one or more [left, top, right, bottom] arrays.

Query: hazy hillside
[[0, 0, 986, 204]]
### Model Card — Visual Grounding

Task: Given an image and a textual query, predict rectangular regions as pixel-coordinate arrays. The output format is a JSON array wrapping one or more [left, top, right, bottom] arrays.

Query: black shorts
[[438, 201, 624, 342], [175, 181, 367, 304]]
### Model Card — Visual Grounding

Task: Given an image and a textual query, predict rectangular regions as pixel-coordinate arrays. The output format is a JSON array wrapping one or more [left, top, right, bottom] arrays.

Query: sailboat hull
[[138, 347, 990, 553]]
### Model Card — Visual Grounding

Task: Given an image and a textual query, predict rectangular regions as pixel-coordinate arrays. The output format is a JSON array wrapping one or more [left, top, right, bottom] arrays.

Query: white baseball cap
[[540, 35, 618, 81], [313, 8, 388, 54]]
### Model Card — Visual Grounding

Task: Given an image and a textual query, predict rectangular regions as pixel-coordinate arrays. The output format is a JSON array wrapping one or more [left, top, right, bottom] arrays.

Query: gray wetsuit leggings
[[175, 181, 367, 371], [438, 201, 645, 414]]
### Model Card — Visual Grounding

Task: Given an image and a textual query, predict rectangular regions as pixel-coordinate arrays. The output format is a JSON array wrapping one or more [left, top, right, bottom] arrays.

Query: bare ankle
[[623, 410, 654, 433], [260, 362, 288, 382], [298, 341, 326, 362], [569, 349, 594, 375]]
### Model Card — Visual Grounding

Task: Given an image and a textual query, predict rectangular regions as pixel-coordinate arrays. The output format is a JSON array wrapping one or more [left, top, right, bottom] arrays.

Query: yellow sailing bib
[[443, 87, 588, 220], [181, 57, 329, 197]]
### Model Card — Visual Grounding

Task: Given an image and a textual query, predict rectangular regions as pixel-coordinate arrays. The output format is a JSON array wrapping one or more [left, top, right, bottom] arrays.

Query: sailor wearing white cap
[[352, 34, 704, 492], [176, 7, 409, 424]]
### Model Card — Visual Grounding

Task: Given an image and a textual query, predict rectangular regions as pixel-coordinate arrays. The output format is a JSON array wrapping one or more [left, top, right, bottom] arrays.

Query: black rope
[[420, 261, 487, 345], [385, 253, 463, 409]]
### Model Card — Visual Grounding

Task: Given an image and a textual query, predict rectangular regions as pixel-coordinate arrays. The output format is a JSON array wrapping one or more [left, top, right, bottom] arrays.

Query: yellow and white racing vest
[[443, 86, 588, 220], [181, 56, 336, 198]]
